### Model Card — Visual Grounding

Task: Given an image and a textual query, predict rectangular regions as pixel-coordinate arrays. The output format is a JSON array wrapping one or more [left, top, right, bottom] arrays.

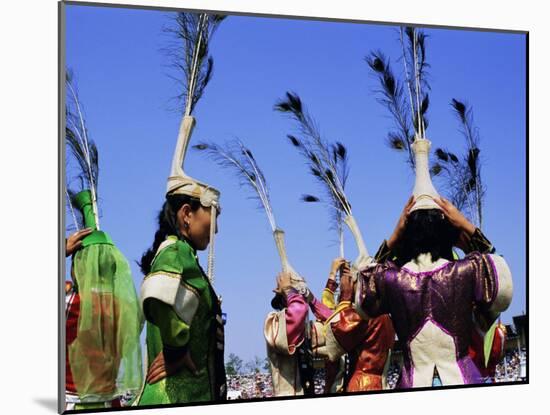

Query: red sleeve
[[309, 296, 333, 322]]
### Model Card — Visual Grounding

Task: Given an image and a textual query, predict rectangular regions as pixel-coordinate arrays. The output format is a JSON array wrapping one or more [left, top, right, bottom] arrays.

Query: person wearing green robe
[[132, 10, 228, 405], [136, 188, 226, 406]]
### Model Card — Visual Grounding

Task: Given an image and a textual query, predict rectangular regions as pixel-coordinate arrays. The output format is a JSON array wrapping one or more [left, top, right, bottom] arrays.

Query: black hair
[[139, 194, 201, 275], [271, 293, 286, 311], [394, 208, 460, 266]]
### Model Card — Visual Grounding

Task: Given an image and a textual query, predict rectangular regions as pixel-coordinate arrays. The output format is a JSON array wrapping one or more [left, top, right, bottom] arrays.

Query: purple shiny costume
[[357, 252, 500, 388]]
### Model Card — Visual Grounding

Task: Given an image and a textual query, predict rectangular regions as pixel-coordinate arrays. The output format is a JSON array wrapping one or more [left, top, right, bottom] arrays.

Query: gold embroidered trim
[[180, 279, 200, 298], [143, 271, 181, 281]]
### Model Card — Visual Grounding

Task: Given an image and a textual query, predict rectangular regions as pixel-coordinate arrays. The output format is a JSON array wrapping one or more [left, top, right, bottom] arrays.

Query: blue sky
[[65, 4, 526, 363]]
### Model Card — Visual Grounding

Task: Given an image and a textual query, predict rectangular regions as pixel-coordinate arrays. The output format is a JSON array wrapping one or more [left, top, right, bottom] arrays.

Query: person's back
[[355, 197, 512, 388], [358, 249, 511, 387]]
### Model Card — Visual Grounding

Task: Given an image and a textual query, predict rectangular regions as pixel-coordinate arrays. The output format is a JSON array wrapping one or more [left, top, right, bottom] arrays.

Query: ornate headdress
[[163, 12, 226, 284], [166, 114, 221, 284]]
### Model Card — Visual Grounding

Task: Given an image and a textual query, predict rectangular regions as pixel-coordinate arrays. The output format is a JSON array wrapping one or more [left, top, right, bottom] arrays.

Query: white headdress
[[164, 12, 226, 284], [410, 137, 441, 212], [167, 115, 221, 284]]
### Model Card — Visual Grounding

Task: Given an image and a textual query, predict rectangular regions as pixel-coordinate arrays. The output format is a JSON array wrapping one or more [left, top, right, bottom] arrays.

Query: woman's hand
[[329, 258, 346, 280], [66, 228, 93, 257], [146, 349, 198, 384], [276, 272, 292, 294], [387, 196, 415, 249], [434, 197, 476, 236]]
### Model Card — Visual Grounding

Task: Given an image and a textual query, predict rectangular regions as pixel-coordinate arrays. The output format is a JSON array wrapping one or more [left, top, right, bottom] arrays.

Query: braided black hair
[[139, 194, 201, 275]]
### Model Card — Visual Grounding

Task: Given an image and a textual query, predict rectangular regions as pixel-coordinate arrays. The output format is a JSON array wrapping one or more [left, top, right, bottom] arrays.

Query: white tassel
[[207, 204, 217, 284]]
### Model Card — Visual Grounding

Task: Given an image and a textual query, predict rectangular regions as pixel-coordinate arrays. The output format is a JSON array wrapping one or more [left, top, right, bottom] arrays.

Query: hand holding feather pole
[[329, 258, 347, 281], [66, 228, 93, 257], [275, 91, 372, 272]]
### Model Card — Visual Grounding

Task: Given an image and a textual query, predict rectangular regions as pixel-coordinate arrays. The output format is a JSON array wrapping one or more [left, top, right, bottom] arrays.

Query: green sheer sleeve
[[69, 243, 143, 402]]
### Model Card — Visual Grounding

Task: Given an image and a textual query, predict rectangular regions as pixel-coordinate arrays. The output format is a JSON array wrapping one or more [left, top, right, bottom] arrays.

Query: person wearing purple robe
[[353, 196, 513, 388]]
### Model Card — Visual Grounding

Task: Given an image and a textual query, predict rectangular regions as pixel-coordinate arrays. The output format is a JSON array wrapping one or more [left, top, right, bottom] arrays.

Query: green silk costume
[[67, 190, 143, 408], [138, 236, 226, 405]]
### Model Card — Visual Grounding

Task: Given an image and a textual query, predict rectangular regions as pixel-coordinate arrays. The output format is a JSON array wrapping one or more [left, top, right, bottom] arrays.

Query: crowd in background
[[226, 349, 527, 399], [494, 349, 527, 383], [227, 373, 273, 399], [386, 366, 401, 389]]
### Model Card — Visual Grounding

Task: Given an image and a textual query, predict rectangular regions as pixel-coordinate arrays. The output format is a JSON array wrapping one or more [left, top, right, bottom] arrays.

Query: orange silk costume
[[331, 304, 395, 391], [321, 278, 395, 392]]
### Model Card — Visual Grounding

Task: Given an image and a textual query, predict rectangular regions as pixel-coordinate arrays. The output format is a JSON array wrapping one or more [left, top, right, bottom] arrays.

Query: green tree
[[245, 355, 264, 374], [225, 353, 244, 376], [263, 357, 270, 372]]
